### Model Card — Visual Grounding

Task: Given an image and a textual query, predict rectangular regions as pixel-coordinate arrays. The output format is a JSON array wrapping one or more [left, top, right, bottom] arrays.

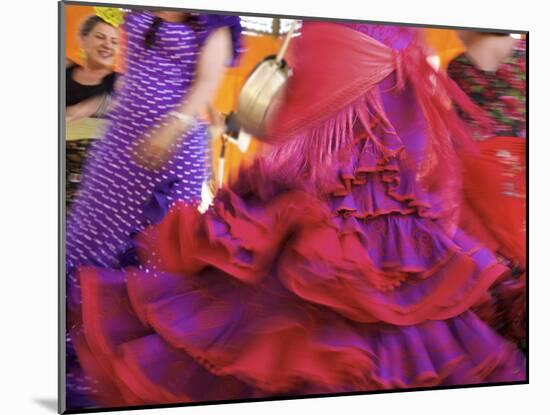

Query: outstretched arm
[[135, 27, 232, 169]]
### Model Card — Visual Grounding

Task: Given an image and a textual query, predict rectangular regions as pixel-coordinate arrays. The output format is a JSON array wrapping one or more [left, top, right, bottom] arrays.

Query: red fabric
[[459, 136, 526, 267], [260, 22, 492, 240], [138, 184, 508, 327], [68, 23, 526, 406], [266, 23, 398, 140], [266, 22, 488, 148], [458, 136, 526, 346]]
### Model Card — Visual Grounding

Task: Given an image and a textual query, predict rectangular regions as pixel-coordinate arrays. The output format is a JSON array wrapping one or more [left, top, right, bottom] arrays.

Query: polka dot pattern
[[66, 11, 213, 279]]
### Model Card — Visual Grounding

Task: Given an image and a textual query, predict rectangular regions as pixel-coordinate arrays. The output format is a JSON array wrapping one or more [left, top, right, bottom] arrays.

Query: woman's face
[[81, 21, 119, 69]]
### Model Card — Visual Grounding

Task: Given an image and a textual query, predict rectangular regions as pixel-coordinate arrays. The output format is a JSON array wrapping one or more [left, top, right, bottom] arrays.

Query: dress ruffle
[[68, 23, 525, 406], [70, 138, 525, 405], [72, 261, 523, 406], [327, 126, 440, 219], [138, 172, 506, 327]]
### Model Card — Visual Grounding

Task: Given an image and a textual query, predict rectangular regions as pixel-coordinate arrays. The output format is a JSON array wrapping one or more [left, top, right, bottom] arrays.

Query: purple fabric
[[66, 23, 525, 408], [72, 264, 524, 401], [66, 10, 242, 283], [339, 22, 417, 50], [65, 11, 242, 409]]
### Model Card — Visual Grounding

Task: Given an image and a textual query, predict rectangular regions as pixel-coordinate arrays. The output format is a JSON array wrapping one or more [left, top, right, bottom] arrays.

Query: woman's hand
[[133, 116, 187, 170]]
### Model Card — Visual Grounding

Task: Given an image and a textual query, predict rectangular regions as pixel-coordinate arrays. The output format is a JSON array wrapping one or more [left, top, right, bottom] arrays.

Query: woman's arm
[[135, 27, 232, 169], [176, 26, 232, 118], [66, 94, 107, 122]]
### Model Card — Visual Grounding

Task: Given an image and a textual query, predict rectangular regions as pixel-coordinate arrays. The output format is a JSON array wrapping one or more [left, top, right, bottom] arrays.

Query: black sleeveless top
[[66, 64, 117, 107]]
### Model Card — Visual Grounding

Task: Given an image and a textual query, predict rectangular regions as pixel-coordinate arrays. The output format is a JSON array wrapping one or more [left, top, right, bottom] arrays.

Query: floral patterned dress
[[448, 38, 526, 349], [448, 41, 526, 140]]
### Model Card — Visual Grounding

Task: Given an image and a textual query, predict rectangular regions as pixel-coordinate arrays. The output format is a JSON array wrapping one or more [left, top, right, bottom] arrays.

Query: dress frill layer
[[71, 126, 525, 407]]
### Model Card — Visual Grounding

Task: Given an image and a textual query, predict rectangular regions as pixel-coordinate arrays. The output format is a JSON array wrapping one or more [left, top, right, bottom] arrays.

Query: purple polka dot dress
[[66, 11, 241, 279], [65, 12, 241, 408]]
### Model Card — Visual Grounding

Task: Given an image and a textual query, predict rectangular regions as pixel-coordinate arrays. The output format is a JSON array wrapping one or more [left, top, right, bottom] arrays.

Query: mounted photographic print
[[59, 0, 528, 413]]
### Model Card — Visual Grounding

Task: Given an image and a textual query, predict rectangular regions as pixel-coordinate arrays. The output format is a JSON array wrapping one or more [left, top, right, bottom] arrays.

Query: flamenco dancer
[[447, 32, 526, 349], [65, 8, 242, 311], [68, 22, 525, 408], [65, 9, 242, 408]]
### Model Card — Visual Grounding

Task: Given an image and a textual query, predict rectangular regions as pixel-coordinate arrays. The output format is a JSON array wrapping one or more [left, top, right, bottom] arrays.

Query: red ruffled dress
[[69, 23, 526, 408]]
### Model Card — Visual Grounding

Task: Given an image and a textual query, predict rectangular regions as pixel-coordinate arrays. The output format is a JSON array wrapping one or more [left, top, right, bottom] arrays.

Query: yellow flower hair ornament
[[94, 7, 125, 28]]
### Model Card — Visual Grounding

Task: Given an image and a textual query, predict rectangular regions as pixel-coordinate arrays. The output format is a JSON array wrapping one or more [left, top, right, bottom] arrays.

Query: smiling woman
[[66, 15, 119, 111], [65, 13, 121, 208]]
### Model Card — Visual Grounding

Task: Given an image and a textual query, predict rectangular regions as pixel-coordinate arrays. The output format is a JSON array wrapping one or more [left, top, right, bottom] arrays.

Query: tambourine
[[236, 21, 298, 138]]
